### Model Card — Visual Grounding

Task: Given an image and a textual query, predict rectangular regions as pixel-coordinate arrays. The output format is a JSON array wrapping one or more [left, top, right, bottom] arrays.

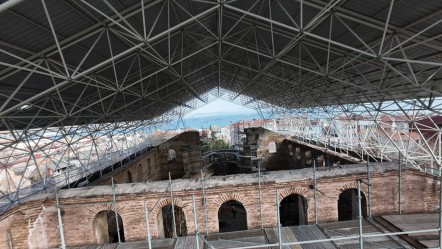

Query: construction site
[[0, 0, 441, 248]]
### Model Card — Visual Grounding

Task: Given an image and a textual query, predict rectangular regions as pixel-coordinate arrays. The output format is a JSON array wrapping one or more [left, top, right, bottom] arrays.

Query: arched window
[[268, 141, 277, 154], [93, 210, 125, 244], [279, 194, 307, 226], [338, 188, 367, 221], [168, 149, 176, 161], [127, 171, 132, 183], [157, 205, 187, 238], [218, 200, 247, 232], [147, 158, 151, 174], [137, 163, 143, 181], [288, 144, 293, 156]]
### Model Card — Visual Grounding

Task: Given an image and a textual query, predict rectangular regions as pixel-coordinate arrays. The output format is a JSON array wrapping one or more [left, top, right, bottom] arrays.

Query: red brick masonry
[[0, 162, 439, 248]]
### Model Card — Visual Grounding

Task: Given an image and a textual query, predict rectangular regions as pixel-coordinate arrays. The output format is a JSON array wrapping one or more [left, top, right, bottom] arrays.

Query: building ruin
[[0, 0, 441, 248], [0, 130, 441, 248]]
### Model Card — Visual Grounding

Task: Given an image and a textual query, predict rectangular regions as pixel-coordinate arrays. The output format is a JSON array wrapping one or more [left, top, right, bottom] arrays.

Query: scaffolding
[[0, 0, 441, 247], [19, 148, 440, 249]]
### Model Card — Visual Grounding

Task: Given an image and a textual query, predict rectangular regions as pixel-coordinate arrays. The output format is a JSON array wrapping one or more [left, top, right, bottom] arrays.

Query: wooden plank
[[174, 237, 186, 249], [264, 228, 278, 249], [282, 227, 302, 249], [183, 236, 195, 249]]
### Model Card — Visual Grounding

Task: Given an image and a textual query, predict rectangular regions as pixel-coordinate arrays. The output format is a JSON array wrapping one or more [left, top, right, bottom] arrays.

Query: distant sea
[[170, 113, 264, 130]]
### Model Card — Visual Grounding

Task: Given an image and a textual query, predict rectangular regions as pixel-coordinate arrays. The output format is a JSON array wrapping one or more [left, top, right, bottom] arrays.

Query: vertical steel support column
[[366, 155, 371, 219], [200, 169, 209, 235], [192, 195, 200, 249], [439, 164, 442, 249], [398, 152, 402, 215], [169, 172, 177, 238], [276, 190, 282, 249], [437, 117, 442, 249], [111, 177, 121, 243], [258, 160, 263, 229], [358, 180, 363, 249], [313, 159, 318, 224], [144, 200, 152, 249], [7, 231, 13, 249], [55, 190, 66, 249]]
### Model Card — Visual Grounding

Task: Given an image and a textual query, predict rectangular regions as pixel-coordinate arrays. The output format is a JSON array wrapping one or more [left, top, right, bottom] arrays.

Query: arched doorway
[[127, 171, 132, 183], [93, 210, 125, 244], [279, 194, 307, 226], [137, 163, 143, 181], [338, 188, 367, 221], [157, 205, 187, 238], [218, 200, 247, 232]]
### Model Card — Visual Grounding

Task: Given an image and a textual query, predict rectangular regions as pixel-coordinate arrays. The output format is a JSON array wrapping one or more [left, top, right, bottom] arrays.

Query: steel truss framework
[[0, 0, 441, 212]]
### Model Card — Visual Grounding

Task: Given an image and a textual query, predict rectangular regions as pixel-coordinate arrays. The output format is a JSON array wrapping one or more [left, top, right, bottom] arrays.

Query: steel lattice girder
[[0, 0, 440, 130], [0, 0, 441, 211]]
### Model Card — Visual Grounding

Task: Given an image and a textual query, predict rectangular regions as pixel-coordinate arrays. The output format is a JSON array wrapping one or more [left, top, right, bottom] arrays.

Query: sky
[[171, 99, 262, 129], [185, 99, 256, 117]]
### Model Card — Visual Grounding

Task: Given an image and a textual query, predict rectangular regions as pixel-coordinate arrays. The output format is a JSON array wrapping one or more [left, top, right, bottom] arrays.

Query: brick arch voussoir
[[88, 203, 127, 241], [214, 193, 247, 208], [278, 187, 310, 203], [149, 197, 188, 221], [87, 204, 126, 223], [338, 181, 368, 198]]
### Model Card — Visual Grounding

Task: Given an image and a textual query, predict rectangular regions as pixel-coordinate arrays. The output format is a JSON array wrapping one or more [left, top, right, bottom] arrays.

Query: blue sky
[[176, 99, 261, 129], [185, 99, 256, 117]]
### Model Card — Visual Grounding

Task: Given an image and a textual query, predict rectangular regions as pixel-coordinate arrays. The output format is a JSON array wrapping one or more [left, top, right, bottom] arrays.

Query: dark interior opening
[[159, 205, 187, 238], [279, 194, 307, 226], [93, 210, 125, 244], [218, 200, 247, 232], [338, 188, 367, 221]]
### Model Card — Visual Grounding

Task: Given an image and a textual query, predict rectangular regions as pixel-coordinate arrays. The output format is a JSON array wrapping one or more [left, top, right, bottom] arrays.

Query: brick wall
[[1, 166, 440, 249], [90, 131, 202, 185], [244, 127, 355, 171]]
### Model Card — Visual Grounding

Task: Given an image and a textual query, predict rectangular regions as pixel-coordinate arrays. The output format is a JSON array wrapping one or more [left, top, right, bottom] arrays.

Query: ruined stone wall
[[1, 168, 439, 249], [91, 147, 162, 185], [91, 131, 202, 185], [244, 127, 285, 170], [157, 131, 201, 180], [244, 127, 355, 171]]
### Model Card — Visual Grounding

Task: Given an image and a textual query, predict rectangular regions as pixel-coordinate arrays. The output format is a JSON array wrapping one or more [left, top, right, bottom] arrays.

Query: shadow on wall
[[338, 188, 367, 221], [93, 210, 125, 244], [280, 194, 308, 226], [157, 205, 187, 238]]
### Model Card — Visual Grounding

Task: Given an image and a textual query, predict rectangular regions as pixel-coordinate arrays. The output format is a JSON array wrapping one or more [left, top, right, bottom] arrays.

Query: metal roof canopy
[[0, 0, 440, 130]]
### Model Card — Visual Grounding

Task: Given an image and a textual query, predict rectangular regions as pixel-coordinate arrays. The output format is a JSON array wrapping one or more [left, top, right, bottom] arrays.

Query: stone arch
[[86, 204, 126, 243], [278, 188, 310, 225], [168, 149, 176, 161], [218, 200, 247, 232], [149, 198, 190, 238], [337, 181, 368, 198], [214, 193, 248, 210], [87, 204, 127, 221], [149, 198, 188, 219], [268, 141, 277, 153], [137, 163, 143, 181], [211, 193, 251, 232], [278, 187, 310, 201], [92, 210, 124, 243], [127, 170, 133, 183], [338, 187, 368, 221]]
